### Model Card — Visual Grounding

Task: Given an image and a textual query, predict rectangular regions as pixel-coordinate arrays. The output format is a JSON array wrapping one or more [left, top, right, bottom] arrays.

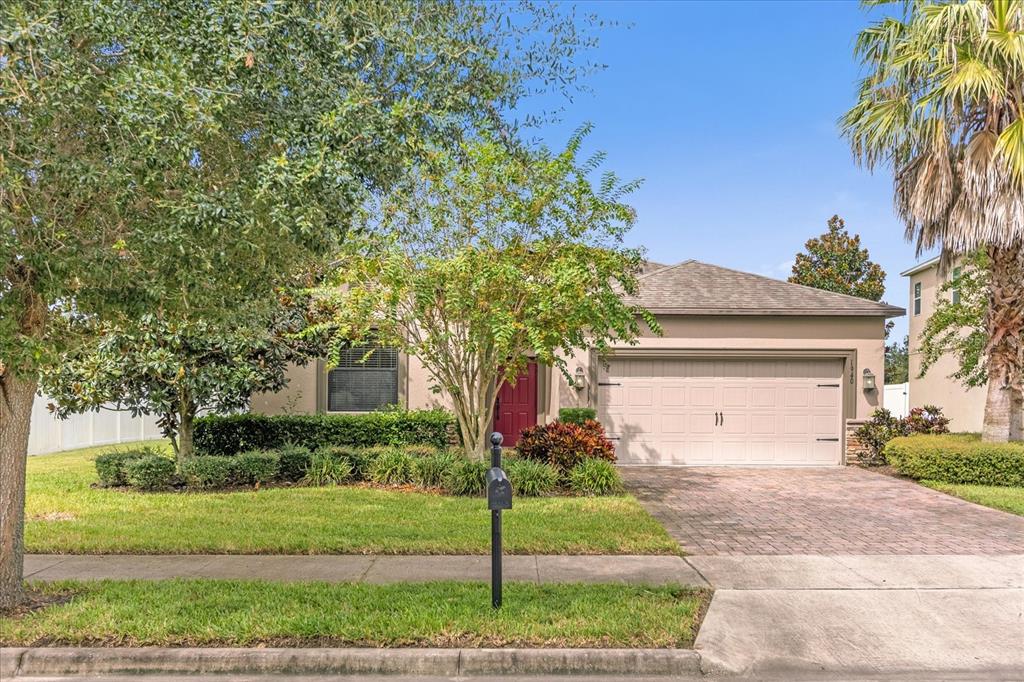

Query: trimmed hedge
[[558, 407, 597, 425], [193, 410, 456, 456], [95, 449, 150, 487], [884, 434, 1024, 487], [123, 455, 177, 490]]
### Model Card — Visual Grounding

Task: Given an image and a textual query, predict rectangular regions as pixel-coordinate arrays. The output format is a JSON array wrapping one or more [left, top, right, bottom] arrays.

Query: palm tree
[[843, 0, 1024, 442]]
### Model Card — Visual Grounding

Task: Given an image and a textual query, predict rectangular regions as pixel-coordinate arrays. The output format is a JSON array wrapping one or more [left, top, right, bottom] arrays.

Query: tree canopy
[[40, 298, 321, 463], [317, 128, 657, 457], [789, 214, 887, 302], [842, 0, 1024, 442], [918, 251, 988, 388], [0, 0, 608, 608]]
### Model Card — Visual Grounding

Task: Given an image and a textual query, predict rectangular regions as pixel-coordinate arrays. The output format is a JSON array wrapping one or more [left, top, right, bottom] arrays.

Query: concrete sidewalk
[[22, 554, 708, 586], [691, 554, 1024, 678]]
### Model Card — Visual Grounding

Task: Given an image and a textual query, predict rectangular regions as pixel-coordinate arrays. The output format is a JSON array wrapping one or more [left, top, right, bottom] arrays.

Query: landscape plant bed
[[920, 481, 1024, 516], [26, 445, 679, 555], [0, 580, 710, 648]]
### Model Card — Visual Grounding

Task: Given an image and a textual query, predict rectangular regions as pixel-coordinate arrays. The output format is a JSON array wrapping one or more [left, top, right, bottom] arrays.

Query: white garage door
[[598, 357, 844, 466]]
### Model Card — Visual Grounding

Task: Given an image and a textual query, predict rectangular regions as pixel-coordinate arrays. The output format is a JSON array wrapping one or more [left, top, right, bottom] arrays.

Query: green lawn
[[25, 443, 678, 555], [0, 580, 708, 648], [920, 481, 1024, 516]]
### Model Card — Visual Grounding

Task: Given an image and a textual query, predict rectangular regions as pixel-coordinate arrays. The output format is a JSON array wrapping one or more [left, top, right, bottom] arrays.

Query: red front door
[[493, 362, 538, 446]]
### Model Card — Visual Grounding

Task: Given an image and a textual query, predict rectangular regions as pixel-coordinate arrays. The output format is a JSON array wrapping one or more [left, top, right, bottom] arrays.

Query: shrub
[[444, 458, 488, 496], [412, 450, 459, 488], [123, 455, 177, 490], [904, 405, 951, 435], [233, 451, 280, 485], [884, 434, 1024, 486], [856, 405, 950, 465], [181, 456, 236, 489], [301, 451, 354, 487], [276, 445, 313, 483], [95, 449, 152, 487], [505, 459, 558, 497], [369, 448, 415, 485], [193, 409, 456, 456], [403, 444, 441, 458], [558, 407, 597, 425], [855, 409, 907, 465], [318, 446, 375, 480], [517, 419, 615, 473], [568, 459, 623, 496]]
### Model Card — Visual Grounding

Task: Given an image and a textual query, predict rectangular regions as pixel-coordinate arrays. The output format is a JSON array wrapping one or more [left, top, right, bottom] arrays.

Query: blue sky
[[525, 0, 926, 339]]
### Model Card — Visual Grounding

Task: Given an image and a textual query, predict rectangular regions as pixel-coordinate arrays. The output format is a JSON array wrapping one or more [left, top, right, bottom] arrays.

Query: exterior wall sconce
[[862, 368, 877, 392], [573, 366, 587, 392]]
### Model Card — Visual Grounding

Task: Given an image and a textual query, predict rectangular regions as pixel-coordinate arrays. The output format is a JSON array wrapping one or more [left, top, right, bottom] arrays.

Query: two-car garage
[[598, 356, 846, 466]]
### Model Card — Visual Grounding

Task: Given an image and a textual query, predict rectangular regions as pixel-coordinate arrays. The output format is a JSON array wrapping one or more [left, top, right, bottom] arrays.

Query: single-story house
[[900, 256, 984, 432], [252, 260, 904, 466]]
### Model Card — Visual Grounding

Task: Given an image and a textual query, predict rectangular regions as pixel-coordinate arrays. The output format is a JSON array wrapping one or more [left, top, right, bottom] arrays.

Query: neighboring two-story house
[[900, 256, 984, 432]]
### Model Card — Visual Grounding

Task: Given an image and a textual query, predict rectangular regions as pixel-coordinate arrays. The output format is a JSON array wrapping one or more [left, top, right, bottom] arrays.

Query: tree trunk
[[982, 244, 1024, 442], [177, 404, 195, 464], [0, 371, 37, 609]]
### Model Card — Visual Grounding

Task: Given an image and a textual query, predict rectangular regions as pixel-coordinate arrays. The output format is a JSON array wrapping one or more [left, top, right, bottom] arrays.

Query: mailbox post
[[487, 432, 512, 609]]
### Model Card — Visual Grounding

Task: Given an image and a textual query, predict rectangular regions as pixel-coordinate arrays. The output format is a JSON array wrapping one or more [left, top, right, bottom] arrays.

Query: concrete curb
[[6, 646, 703, 678]]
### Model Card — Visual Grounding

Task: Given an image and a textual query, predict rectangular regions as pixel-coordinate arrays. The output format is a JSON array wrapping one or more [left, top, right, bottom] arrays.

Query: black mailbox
[[486, 467, 512, 510]]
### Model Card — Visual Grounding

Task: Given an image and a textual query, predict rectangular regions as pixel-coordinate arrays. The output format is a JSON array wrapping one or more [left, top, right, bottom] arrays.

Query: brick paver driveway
[[623, 466, 1024, 555]]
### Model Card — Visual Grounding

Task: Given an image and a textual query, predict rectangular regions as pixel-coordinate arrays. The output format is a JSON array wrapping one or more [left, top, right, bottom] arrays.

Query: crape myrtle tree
[[0, 0, 603, 607], [842, 0, 1024, 441], [40, 294, 322, 465], [918, 250, 989, 388], [316, 128, 659, 458], [789, 215, 888, 301]]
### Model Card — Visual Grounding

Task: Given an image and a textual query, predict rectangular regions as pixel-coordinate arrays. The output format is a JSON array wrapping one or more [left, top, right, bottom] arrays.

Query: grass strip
[[25, 443, 678, 555], [920, 480, 1024, 516], [1, 579, 708, 648]]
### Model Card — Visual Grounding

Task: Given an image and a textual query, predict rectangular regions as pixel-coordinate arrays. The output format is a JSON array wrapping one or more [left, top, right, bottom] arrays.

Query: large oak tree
[[0, 0, 598, 607]]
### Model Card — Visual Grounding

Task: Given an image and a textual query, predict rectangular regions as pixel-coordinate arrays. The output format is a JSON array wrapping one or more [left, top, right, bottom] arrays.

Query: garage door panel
[[690, 385, 716, 407], [599, 357, 843, 466], [722, 413, 747, 435], [746, 440, 777, 463], [689, 411, 717, 434], [783, 386, 812, 408], [627, 386, 654, 406], [661, 413, 688, 433], [813, 385, 841, 408], [750, 386, 777, 407], [721, 385, 748, 408], [662, 386, 687, 406]]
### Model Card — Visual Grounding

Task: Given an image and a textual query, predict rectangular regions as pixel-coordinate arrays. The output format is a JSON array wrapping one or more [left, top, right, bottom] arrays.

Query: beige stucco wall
[[550, 315, 889, 422], [250, 361, 319, 415], [255, 315, 889, 424], [906, 265, 985, 432]]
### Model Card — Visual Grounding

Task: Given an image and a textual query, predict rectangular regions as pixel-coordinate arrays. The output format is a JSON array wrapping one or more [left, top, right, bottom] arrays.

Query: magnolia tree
[[40, 298, 321, 464], [0, 0, 600, 608], [789, 215, 888, 302], [318, 130, 658, 458]]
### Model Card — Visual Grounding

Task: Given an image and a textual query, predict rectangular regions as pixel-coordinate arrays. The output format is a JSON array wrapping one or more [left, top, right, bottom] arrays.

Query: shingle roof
[[624, 260, 905, 317]]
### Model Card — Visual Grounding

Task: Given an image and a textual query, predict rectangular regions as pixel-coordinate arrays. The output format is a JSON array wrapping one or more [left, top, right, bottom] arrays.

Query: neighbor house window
[[913, 282, 921, 315], [327, 345, 399, 412], [951, 267, 962, 305]]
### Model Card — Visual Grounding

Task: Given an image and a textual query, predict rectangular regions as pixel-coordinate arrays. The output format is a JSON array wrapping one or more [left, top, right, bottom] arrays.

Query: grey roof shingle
[[624, 260, 905, 317]]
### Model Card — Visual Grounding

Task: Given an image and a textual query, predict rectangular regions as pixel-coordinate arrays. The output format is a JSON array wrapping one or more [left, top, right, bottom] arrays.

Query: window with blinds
[[327, 345, 399, 412]]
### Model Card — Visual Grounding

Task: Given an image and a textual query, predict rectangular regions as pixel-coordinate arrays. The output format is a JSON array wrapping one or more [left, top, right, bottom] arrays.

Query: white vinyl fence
[[28, 394, 165, 456], [883, 382, 910, 419]]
